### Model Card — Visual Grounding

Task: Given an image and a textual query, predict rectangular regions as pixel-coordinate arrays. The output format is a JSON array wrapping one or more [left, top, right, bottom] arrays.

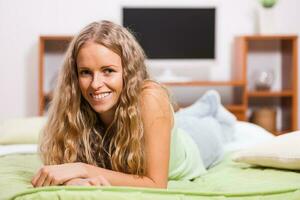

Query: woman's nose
[[91, 73, 104, 89]]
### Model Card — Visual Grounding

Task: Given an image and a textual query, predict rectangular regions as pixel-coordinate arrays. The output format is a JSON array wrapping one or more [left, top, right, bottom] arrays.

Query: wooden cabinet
[[38, 35, 298, 135], [234, 35, 298, 135]]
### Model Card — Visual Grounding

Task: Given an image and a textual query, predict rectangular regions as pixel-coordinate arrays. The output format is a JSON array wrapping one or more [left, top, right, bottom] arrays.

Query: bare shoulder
[[140, 80, 173, 124], [141, 80, 169, 100], [140, 81, 170, 108]]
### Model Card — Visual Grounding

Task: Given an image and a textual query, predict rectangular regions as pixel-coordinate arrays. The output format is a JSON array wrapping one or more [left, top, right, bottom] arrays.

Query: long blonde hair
[[40, 20, 149, 175]]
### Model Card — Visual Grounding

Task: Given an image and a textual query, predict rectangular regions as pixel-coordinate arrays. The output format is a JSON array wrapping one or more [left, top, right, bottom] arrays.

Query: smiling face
[[77, 42, 123, 125]]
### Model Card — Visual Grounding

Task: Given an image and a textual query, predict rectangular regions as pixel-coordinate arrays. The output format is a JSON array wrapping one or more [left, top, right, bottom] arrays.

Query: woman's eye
[[79, 70, 91, 76], [103, 68, 114, 74]]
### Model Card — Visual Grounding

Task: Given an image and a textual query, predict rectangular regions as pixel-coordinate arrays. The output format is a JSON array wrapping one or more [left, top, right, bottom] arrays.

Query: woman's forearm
[[80, 163, 167, 188]]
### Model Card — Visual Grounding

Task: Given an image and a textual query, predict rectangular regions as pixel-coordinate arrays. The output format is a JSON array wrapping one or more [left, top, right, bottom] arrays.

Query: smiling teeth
[[92, 92, 110, 100]]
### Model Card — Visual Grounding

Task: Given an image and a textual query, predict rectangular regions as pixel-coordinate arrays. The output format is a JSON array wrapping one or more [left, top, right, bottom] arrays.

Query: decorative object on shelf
[[251, 107, 277, 133], [260, 0, 277, 8], [253, 69, 274, 91], [257, 0, 278, 34], [155, 69, 192, 83]]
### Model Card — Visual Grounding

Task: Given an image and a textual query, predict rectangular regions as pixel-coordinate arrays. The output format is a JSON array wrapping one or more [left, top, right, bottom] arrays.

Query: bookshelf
[[234, 35, 298, 135]]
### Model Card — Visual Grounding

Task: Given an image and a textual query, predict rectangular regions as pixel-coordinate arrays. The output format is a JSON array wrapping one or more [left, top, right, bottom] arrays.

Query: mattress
[[1, 150, 300, 200]]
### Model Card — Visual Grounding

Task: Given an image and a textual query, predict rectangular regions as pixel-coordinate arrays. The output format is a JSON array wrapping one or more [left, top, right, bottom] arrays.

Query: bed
[[1, 89, 300, 200], [1, 120, 300, 200]]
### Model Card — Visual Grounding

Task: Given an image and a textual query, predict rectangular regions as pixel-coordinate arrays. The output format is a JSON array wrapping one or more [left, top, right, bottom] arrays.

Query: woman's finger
[[31, 170, 41, 186], [42, 174, 53, 187], [35, 169, 48, 187], [65, 179, 77, 186], [82, 180, 91, 186], [88, 178, 99, 186], [97, 176, 111, 186], [65, 178, 89, 186]]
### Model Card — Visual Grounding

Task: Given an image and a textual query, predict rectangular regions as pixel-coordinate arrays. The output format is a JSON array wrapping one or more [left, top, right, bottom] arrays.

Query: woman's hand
[[65, 176, 111, 186], [31, 163, 87, 187]]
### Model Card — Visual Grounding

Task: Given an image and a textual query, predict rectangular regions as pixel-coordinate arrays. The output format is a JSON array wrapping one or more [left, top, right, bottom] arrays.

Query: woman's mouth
[[90, 92, 112, 101]]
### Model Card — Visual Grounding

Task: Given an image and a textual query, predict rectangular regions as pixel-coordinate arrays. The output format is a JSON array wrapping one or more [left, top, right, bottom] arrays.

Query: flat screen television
[[122, 7, 216, 60]]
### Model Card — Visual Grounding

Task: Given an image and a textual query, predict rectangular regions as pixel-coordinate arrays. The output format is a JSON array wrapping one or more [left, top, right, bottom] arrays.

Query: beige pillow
[[0, 117, 47, 144], [233, 131, 300, 170]]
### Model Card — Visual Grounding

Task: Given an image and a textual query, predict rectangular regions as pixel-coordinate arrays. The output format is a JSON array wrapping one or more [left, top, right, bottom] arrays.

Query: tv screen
[[123, 8, 215, 59]]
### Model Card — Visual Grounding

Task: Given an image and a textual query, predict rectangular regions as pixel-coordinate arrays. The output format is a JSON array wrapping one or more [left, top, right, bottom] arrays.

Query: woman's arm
[[32, 84, 172, 188], [65, 176, 111, 186]]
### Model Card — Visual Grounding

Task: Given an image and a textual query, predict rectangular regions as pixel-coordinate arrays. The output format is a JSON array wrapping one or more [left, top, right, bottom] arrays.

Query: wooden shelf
[[162, 81, 245, 87], [225, 105, 246, 112], [273, 130, 293, 136], [40, 35, 73, 41], [225, 105, 247, 121], [242, 35, 297, 40], [248, 90, 293, 97]]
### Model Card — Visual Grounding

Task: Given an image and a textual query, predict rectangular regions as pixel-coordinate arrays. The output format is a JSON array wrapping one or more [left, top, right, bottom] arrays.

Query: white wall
[[0, 0, 299, 126]]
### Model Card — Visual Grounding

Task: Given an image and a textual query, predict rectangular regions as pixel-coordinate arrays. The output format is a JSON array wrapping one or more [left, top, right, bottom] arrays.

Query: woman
[[31, 20, 209, 188]]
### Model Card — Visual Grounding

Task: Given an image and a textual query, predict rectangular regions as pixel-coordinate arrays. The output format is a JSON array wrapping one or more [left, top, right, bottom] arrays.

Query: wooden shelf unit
[[38, 36, 73, 115], [163, 81, 245, 87], [234, 35, 298, 135]]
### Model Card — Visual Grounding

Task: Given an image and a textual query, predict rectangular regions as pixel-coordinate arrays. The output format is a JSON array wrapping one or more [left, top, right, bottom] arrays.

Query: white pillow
[[224, 121, 274, 152], [234, 121, 274, 142], [233, 131, 300, 170], [0, 117, 47, 144], [0, 144, 37, 156]]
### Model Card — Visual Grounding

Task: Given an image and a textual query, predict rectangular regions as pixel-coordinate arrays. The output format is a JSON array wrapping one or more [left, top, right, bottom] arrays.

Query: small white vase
[[258, 7, 276, 34]]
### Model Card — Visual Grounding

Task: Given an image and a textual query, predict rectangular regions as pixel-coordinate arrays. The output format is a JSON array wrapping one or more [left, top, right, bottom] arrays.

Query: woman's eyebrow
[[77, 65, 120, 71], [77, 66, 91, 71], [101, 65, 122, 70]]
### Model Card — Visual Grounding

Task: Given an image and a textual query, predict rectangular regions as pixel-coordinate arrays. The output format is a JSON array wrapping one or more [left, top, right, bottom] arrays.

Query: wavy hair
[[40, 20, 149, 176]]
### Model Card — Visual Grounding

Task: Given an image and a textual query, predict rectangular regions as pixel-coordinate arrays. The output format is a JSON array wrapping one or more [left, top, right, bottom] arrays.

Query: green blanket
[[1, 153, 300, 200]]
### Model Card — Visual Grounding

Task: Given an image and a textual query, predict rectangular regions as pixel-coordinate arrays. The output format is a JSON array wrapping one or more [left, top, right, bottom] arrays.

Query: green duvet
[[1, 153, 300, 200]]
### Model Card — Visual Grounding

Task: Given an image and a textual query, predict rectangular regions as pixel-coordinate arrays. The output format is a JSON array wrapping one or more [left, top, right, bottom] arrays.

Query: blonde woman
[[31, 20, 214, 188]]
